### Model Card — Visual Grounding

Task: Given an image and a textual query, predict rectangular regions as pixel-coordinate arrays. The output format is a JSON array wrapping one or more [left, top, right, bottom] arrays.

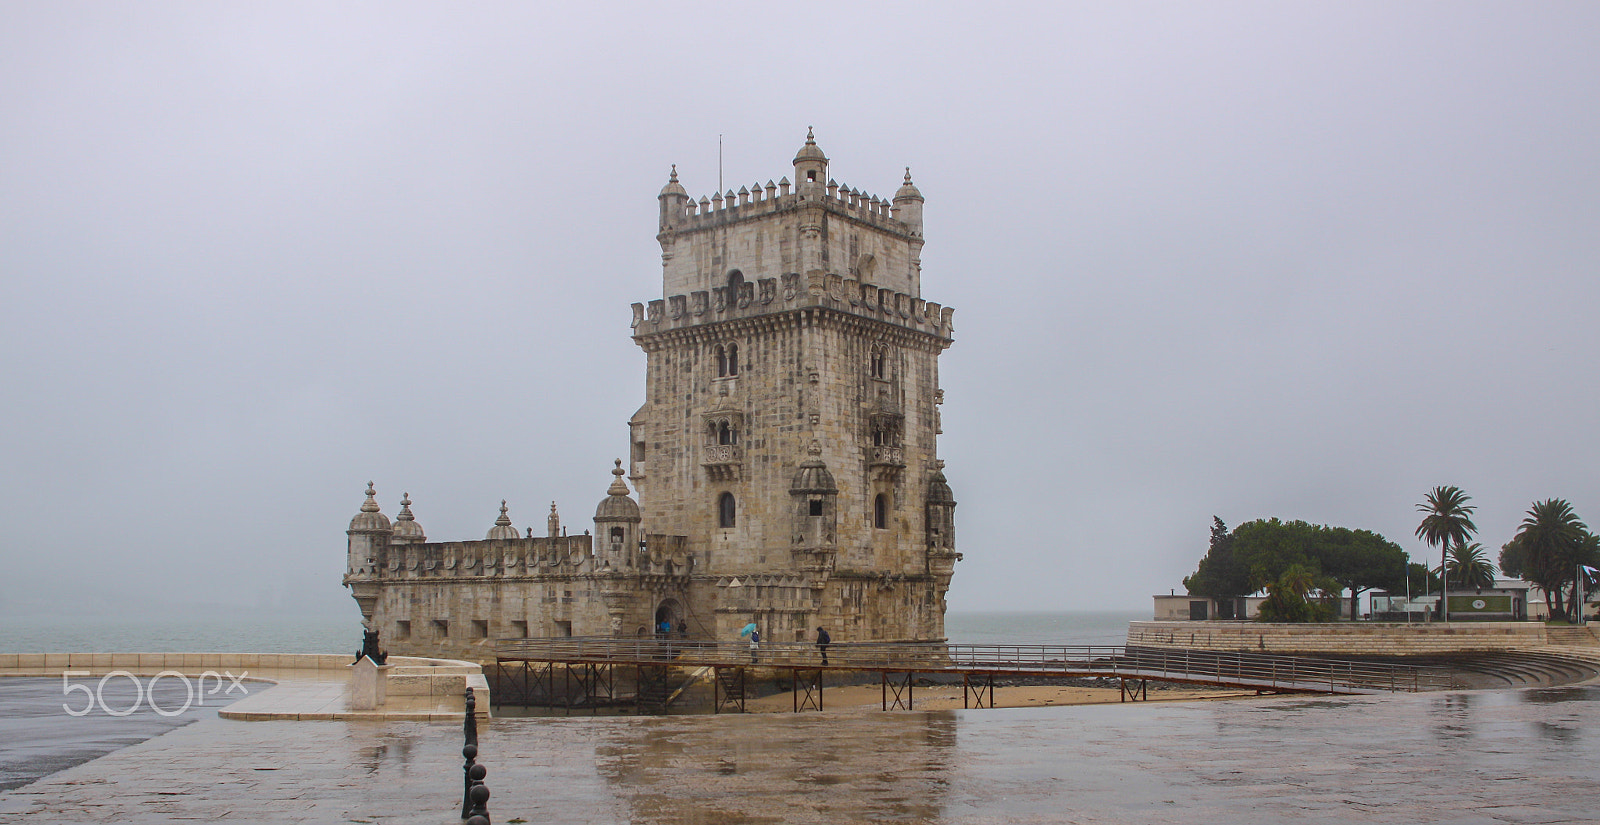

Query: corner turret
[[593, 459, 641, 570], [792, 127, 829, 194], [789, 441, 839, 584], [892, 167, 924, 235], [345, 482, 392, 625], [658, 164, 688, 231], [392, 492, 426, 544]]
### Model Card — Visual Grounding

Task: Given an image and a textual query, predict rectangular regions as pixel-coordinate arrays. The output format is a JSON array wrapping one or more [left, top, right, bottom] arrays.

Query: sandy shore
[[744, 681, 1253, 712]]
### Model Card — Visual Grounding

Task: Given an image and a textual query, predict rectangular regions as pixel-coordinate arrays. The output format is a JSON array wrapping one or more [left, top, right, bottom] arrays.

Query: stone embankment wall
[[0, 652, 489, 709], [1126, 621, 1548, 655]]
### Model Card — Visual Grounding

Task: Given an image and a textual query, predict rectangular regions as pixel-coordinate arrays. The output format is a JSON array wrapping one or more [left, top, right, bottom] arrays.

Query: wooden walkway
[[491, 638, 1459, 713]]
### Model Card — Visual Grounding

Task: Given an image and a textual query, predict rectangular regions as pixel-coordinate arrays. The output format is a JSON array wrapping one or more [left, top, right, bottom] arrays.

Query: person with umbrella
[[740, 620, 760, 664]]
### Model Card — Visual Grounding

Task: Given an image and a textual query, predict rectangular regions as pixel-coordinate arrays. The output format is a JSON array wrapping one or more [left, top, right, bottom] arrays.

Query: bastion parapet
[[630, 272, 953, 342]]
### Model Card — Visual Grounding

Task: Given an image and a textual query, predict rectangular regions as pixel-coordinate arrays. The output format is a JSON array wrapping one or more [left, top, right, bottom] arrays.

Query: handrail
[[492, 637, 1457, 694]]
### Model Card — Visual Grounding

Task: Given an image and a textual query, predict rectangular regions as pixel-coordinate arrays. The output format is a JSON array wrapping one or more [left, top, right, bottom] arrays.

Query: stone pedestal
[[350, 657, 390, 710]]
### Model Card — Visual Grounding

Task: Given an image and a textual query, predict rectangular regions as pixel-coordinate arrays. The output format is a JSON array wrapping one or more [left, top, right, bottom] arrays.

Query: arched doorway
[[655, 598, 685, 637]]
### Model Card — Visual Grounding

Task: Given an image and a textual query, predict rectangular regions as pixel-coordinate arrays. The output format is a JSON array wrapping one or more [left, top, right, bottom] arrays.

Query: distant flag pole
[[718, 133, 723, 196]]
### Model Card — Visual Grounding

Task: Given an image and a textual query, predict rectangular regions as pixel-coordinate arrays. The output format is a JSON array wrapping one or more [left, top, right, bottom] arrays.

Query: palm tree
[[1516, 499, 1587, 621], [1446, 542, 1496, 590], [1416, 486, 1477, 620]]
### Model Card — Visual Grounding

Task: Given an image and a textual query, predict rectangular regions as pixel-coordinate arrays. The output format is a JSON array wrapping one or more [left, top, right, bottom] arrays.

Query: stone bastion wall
[[0, 652, 491, 716], [1126, 621, 1549, 656]]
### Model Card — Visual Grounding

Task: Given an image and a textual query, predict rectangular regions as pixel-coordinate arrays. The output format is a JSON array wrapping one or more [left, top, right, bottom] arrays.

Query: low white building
[[1151, 594, 1264, 621]]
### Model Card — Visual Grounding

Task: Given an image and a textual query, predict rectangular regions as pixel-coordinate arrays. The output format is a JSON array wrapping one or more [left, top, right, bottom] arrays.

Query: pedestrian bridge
[[491, 637, 1459, 713]]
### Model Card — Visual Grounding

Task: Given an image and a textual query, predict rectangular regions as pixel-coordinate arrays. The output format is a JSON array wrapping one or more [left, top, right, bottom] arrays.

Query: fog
[[2, 3, 1596, 618]]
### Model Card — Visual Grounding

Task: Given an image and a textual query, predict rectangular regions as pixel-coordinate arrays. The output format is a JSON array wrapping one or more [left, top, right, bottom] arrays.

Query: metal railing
[[494, 637, 1457, 694]]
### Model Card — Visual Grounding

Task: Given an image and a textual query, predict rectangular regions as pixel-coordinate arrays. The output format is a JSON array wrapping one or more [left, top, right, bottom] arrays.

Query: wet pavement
[[3, 684, 1599, 824], [0, 677, 244, 792]]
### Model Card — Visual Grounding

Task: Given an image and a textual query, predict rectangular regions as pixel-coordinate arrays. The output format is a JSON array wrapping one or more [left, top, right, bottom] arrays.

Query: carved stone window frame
[[702, 411, 745, 446]]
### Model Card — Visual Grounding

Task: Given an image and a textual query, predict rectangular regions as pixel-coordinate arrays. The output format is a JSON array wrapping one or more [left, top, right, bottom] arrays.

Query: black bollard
[[461, 743, 477, 820], [464, 686, 479, 816], [465, 763, 490, 824], [462, 687, 485, 820]]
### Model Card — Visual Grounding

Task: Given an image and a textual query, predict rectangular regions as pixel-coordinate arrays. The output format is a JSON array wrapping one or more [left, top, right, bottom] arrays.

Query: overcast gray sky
[[3, 2, 1597, 617]]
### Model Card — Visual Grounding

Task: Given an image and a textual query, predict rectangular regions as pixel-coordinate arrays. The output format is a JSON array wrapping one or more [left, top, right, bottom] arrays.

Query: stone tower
[[628, 129, 960, 643], [342, 132, 961, 660]]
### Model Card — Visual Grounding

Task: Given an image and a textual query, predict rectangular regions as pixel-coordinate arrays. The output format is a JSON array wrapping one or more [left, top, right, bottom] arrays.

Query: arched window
[[715, 343, 740, 378], [873, 494, 888, 529], [718, 492, 736, 528], [609, 527, 624, 547], [869, 346, 886, 379], [717, 420, 737, 445]]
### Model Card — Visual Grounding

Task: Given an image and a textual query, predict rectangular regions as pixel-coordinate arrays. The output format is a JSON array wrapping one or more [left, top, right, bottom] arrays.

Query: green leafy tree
[[1445, 542, 1496, 590], [1230, 518, 1320, 592], [1183, 517, 1249, 605], [1256, 564, 1334, 623], [1515, 499, 1587, 621], [1228, 518, 1406, 620], [1498, 536, 1527, 579], [1318, 527, 1409, 619]]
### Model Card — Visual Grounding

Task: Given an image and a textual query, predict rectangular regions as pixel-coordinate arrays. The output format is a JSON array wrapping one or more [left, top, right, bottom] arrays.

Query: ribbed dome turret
[[392, 493, 425, 541], [894, 167, 923, 202], [926, 471, 956, 504], [659, 164, 687, 198], [594, 459, 641, 522], [486, 500, 519, 540], [790, 459, 838, 493], [348, 482, 391, 532], [793, 127, 829, 165]]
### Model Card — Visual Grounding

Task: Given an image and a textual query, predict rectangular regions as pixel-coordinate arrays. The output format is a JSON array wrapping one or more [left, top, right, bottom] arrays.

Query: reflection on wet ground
[[3, 687, 1599, 823], [0, 677, 244, 792]]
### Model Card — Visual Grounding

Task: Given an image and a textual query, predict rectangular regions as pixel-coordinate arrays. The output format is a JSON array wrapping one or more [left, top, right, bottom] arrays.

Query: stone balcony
[[865, 445, 904, 482], [866, 445, 904, 467], [702, 443, 743, 481]]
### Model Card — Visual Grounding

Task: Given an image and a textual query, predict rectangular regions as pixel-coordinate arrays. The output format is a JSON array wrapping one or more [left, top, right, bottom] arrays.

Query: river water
[[0, 609, 1146, 652]]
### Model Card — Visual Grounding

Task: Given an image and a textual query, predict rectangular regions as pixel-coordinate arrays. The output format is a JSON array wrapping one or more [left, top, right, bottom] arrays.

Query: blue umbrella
[[739, 622, 757, 638]]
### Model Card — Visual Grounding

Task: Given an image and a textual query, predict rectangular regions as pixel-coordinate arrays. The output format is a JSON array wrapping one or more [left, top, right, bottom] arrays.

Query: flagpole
[[1579, 563, 1587, 626], [1442, 545, 1450, 623]]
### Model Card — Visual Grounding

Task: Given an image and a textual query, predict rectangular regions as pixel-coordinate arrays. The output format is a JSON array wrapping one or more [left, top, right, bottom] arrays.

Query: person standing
[[815, 626, 831, 665], [748, 627, 761, 663]]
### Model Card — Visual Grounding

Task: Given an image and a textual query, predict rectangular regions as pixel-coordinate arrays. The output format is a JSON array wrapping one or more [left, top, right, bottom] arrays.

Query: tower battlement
[[667, 179, 911, 235], [630, 273, 953, 342], [655, 129, 928, 298]]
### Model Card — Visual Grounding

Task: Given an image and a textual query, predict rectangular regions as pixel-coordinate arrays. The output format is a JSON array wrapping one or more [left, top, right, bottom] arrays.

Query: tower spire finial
[[607, 458, 630, 496], [361, 482, 380, 513], [806, 125, 815, 143], [669, 164, 678, 182]]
